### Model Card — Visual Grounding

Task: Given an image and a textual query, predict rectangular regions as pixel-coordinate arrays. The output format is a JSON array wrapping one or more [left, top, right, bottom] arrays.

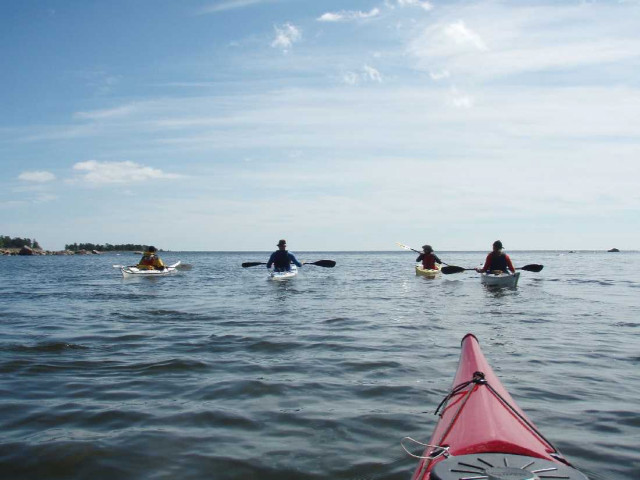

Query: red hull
[[411, 334, 572, 480]]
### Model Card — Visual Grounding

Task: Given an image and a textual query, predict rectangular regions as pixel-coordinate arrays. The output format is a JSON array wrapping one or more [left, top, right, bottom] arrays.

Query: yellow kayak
[[415, 264, 441, 278]]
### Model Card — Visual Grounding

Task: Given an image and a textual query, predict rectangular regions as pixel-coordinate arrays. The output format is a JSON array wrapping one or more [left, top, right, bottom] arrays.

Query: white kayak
[[480, 270, 520, 287], [269, 265, 298, 281], [121, 261, 181, 277]]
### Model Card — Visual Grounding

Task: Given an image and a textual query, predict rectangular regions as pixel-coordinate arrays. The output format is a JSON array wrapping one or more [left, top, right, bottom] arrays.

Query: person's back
[[267, 239, 302, 272], [415, 245, 442, 270], [477, 240, 515, 274]]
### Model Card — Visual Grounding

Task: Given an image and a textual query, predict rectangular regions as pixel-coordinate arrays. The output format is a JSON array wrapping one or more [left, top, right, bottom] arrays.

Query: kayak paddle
[[397, 242, 449, 266], [305, 260, 336, 268], [242, 262, 267, 268], [242, 260, 336, 268], [396, 242, 421, 254], [441, 264, 544, 275]]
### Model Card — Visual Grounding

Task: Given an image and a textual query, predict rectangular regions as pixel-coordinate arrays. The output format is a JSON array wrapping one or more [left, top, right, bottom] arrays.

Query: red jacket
[[481, 252, 514, 273]]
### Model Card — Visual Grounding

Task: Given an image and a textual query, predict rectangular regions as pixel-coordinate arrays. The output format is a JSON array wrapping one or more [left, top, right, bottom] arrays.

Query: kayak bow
[[410, 334, 588, 480]]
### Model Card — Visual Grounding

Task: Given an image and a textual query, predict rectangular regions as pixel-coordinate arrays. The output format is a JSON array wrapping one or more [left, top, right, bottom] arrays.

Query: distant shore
[[1, 247, 143, 256]]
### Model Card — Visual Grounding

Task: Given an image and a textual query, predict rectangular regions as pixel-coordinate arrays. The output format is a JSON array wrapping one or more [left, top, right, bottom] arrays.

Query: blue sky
[[1, 0, 639, 251]]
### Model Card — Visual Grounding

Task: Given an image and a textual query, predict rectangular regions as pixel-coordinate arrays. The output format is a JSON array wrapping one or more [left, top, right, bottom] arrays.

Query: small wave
[[521, 317, 551, 324], [340, 360, 403, 372], [323, 317, 353, 324], [248, 340, 304, 353], [5, 342, 88, 353], [614, 322, 639, 328], [133, 358, 210, 373]]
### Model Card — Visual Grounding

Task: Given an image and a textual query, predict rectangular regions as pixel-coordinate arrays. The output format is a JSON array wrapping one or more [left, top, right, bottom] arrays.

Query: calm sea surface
[[1, 251, 638, 480]]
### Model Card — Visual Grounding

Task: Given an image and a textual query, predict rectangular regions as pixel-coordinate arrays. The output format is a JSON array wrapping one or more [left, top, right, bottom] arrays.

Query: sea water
[[0, 251, 638, 480]]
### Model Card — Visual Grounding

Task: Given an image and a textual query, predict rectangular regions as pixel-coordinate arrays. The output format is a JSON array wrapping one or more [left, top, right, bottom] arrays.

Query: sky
[[1, 0, 639, 251]]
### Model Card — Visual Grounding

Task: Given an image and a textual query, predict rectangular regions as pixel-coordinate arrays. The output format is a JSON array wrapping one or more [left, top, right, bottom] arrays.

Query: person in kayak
[[476, 240, 515, 274], [137, 246, 166, 270], [415, 245, 443, 270], [267, 239, 302, 272]]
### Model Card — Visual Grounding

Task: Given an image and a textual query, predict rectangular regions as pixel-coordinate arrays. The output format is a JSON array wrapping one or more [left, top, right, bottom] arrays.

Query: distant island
[[1, 235, 158, 256], [65, 243, 152, 252]]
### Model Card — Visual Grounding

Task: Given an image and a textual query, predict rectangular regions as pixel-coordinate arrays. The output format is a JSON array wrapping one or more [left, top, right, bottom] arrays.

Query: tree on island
[[0, 236, 41, 249], [64, 243, 155, 252]]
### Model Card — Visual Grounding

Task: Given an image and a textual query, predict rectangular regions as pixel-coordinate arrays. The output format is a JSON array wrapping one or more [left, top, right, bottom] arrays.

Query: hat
[[493, 240, 503, 249], [422, 244, 433, 253], [277, 239, 287, 246], [147, 246, 157, 253]]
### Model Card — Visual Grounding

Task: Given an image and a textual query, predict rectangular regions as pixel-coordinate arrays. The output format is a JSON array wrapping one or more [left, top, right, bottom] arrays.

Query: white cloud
[[396, 0, 433, 11], [450, 87, 473, 108], [74, 105, 137, 120], [342, 66, 384, 85], [429, 70, 450, 80], [407, 4, 640, 82], [343, 72, 359, 86], [317, 8, 380, 22], [198, 0, 270, 14], [271, 23, 301, 52], [72, 160, 180, 184], [18, 171, 56, 183], [444, 21, 488, 51], [363, 65, 383, 83]]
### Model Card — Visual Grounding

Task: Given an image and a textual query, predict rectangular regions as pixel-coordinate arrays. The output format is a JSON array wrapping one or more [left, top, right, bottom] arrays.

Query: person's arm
[[154, 257, 165, 269], [476, 253, 491, 272], [434, 254, 442, 264], [505, 254, 515, 273], [288, 252, 302, 267], [415, 253, 424, 262], [267, 252, 276, 268]]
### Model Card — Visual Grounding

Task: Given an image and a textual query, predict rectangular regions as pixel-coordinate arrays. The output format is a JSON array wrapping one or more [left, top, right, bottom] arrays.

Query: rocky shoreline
[[1, 246, 118, 256]]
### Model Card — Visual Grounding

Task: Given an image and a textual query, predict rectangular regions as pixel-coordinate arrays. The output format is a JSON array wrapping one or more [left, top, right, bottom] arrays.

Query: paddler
[[137, 246, 166, 270], [267, 239, 302, 272], [415, 245, 443, 270], [476, 240, 515, 274]]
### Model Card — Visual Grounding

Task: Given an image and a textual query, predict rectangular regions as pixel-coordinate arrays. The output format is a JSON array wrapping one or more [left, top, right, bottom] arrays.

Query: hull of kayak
[[411, 334, 588, 480], [269, 265, 298, 281], [121, 261, 180, 277], [480, 271, 520, 287], [415, 265, 441, 278]]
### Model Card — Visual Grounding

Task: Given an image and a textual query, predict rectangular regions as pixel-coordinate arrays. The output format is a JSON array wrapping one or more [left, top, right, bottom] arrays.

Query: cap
[[277, 239, 287, 246], [493, 240, 503, 249], [147, 246, 157, 253]]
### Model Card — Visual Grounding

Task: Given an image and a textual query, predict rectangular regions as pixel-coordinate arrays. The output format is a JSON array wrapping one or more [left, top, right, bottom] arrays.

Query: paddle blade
[[112, 264, 123, 268], [521, 264, 544, 272], [307, 260, 336, 268], [441, 265, 466, 275], [242, 262, 266, 268], [397, 242, 420, 253]]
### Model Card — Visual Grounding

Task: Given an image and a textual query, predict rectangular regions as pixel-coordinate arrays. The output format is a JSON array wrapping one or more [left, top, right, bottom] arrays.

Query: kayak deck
[[480, 271, 520, 287], [269, 264, 298, 280], [121, 261, 181, 277], [416, 264, 442, 278], [410, 334, 588, 480]]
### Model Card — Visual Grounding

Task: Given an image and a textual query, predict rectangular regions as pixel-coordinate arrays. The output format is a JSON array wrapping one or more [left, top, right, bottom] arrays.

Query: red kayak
[[409, 334, 588, 480]]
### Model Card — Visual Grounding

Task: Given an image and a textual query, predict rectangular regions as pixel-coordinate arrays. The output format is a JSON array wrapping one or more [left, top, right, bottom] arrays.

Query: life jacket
[[488, 252, 508, 272], [138, 254, 160, 270], [422, 253, 438, 270], [272, 249, 292, 271]]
